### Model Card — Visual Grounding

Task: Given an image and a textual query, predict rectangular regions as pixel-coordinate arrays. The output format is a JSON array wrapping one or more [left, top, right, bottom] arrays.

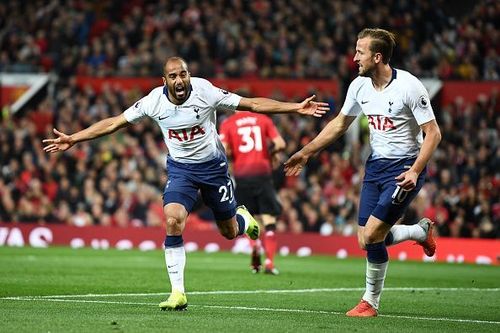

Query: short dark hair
[[163, 57, 188, 75], [357, 28, 396, 64]]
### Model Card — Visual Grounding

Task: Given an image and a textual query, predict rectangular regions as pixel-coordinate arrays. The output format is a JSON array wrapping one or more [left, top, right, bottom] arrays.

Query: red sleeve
[[219, 119, 230, 145], [263, 115, 279, 141]]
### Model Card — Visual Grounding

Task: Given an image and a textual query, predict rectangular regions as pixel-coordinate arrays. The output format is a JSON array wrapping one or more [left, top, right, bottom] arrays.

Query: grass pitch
[[1, 246, 499, 333]]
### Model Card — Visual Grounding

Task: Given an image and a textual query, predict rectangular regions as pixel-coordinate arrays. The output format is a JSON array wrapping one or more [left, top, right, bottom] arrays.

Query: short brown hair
[[357, 28, 396, 64]]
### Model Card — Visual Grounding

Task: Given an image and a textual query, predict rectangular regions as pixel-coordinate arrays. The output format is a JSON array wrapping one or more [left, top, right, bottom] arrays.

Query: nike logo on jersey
[[361, 100, 369, 104], [159, 115, 170, 120]]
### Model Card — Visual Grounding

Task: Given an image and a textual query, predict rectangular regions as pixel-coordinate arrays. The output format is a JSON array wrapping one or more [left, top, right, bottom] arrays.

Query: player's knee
[[363, 230, 379, 245], [357, 228, 366, 249], [358, 237, 366, 250], [166, 216, 183, 230]]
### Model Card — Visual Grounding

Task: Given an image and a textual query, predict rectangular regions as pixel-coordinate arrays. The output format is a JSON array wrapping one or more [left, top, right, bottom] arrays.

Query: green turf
[[1, 246, 499, 333]]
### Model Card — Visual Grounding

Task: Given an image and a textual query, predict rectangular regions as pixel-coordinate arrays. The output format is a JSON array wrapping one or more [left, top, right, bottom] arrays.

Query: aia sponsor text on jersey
[[368, 115, 396, 131], [168, 126, 206, 142]]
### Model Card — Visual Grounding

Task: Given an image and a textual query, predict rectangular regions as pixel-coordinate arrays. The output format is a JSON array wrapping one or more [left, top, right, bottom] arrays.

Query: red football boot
[[416, 218, 436, 257], [346, 300, 378, 317]]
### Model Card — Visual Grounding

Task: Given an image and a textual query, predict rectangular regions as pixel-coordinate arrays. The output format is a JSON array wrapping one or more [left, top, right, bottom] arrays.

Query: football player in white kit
[[43, 57, 329, 311], [284, 28, 441, 317]]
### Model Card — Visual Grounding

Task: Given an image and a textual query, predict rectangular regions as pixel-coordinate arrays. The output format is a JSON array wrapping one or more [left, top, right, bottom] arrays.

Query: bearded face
[[163, 59, 191, 104]]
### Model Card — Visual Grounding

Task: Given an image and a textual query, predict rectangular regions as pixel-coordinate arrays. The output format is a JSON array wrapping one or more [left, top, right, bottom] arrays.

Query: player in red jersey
[[220, 111, 285, 275]]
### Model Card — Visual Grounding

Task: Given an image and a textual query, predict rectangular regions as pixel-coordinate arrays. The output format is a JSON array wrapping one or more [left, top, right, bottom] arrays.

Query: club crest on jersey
[[168, 125, 205, 142]]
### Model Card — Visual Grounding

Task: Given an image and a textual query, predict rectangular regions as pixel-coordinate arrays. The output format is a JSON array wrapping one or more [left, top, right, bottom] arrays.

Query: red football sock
[[264, 230, 277, 269]]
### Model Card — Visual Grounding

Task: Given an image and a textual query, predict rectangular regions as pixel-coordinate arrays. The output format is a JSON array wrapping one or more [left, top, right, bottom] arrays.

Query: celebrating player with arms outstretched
[[284, 29, 441, 317], [220, 111, 285, 275], [43, 57, 328, 311]]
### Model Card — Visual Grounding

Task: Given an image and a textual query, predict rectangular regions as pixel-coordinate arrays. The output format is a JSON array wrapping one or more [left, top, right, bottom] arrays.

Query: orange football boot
[[416, 218, 436, 257], [346, 300, 378, 317]]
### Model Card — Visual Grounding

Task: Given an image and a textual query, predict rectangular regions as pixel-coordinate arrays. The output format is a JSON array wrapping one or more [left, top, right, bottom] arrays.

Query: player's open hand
[[298, 95, 329, 117], [42, 128, 74, 153], [395, 170, 418, 191], [284, 150, 309, 176]]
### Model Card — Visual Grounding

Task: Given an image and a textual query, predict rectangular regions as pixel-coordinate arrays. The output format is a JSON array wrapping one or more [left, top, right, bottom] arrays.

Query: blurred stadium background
[[0, 0, 498, 259]]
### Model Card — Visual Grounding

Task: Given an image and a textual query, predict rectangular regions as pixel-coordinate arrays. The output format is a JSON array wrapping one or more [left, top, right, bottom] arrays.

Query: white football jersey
[[341, 69, 435, 159], [123, 77, 241, 163]]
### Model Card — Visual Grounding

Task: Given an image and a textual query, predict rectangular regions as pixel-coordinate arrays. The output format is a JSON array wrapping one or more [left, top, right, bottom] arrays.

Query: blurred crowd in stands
[[0, 0, 498, 80], [0, 84, 498, 238], [0, 0, 499, 239], [0, 83, 168, 228]]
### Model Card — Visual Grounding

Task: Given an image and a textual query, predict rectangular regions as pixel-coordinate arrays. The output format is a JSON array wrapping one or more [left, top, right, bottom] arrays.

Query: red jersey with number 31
[[219, 111, 279, 178]]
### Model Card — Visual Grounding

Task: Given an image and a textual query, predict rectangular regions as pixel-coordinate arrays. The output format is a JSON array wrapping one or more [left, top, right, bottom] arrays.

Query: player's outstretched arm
[[238, 95, 329, 117], [43, 114, 130, 153], [284, 113, 356, 176]]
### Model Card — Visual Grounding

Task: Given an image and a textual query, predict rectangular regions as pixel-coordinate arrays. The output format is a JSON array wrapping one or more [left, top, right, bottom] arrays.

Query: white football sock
[[362, 260, 388, 309], [236, 211, 250, 233], [164, 246, 186, 293], [389, 224, 426, 245]]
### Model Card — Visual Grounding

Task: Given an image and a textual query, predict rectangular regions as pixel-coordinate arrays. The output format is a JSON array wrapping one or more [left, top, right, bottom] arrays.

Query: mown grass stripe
[[2, 297, 499, 325], [3, 287, 497, 299]]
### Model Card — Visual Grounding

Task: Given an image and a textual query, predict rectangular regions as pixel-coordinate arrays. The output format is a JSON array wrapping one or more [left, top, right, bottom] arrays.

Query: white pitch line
[[2, 297, 500, 326], [1, 297, 152, 306], [4, 287, 499, 299], [196, 304, 500, 325]]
